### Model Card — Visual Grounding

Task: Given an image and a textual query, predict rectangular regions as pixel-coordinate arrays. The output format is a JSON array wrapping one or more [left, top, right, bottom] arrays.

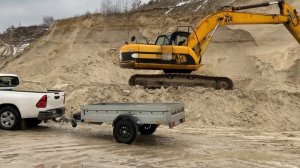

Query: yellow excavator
[[119, 0, 300, 90]]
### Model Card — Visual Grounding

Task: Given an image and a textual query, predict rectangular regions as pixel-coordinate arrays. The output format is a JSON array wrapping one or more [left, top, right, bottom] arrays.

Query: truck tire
[[0, 106, 20, 130], [26, 119, 42, 128], [113, 118, 137, 144], [139, 124, 158, 135]]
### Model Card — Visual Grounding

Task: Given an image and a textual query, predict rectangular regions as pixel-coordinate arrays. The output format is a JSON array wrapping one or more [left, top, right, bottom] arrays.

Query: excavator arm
[[188, 0, 300, 59]]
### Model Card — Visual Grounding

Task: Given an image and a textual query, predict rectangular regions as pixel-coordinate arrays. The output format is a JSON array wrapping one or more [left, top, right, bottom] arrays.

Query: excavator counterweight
[[119, 0, 300, 89]]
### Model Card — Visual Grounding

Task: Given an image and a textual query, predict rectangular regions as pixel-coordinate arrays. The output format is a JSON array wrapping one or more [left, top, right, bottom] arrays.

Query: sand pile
[[19, 77, 300, 131], [0, 1, 299, 131]]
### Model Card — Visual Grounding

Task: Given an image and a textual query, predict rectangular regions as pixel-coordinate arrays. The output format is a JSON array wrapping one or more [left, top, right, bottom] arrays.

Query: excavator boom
[[119, 0, 300, 89], [189, 0, 300, 59]]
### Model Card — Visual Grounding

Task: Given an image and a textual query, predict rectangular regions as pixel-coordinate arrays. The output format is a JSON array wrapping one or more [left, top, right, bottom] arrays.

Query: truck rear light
[[36, 95, 47, 108]]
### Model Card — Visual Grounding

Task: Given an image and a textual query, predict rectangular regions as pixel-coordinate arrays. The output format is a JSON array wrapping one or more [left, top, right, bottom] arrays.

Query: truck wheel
[[139, 124, 157, 135], [113, 119, 137, 144], [27, 119, 42, 128], [0, 106, 20, 130]]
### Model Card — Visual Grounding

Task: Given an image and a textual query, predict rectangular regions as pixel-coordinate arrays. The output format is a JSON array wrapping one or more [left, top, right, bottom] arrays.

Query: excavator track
[[129, 74, 234, 90]]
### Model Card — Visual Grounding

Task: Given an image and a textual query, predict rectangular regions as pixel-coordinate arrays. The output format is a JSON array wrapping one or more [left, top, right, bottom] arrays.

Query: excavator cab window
[[155, 32, 190, 46], [170, 31, 190, 46], [155, 35, 170, 45], [176, 36, 187, 45]]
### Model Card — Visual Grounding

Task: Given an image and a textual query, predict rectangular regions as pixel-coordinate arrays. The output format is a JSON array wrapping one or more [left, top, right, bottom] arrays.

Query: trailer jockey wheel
[[71, 120, 77, 128], [139, 124, 158, 135], [113, 118, 137, 144]]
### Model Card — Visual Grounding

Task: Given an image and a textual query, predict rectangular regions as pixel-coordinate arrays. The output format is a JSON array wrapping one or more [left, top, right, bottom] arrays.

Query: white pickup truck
[[0, 73, 65, 130]]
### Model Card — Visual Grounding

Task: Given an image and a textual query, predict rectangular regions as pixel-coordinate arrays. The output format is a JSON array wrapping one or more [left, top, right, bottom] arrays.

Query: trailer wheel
[[73, 112, 81, 120], [139, 124, 158, 135], [0, 106, 20, 130], [113, 118, 137, 144]]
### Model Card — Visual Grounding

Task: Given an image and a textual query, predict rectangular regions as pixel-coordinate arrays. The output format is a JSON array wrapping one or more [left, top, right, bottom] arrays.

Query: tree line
[[100, 0, 142, 14]]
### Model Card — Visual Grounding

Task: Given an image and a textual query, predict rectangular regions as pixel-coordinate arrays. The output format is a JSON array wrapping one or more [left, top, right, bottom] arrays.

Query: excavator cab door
[[161, 45, 173, 61], [155, 35, 173, 61], [155, 35, 169, 45]]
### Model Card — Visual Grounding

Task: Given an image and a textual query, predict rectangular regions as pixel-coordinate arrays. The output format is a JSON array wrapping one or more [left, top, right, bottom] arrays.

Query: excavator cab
[[154, 31, 190, 46]]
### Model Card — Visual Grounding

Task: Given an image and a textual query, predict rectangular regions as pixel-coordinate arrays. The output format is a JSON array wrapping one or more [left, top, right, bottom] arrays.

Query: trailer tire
[[0, 106, 21, 130], [139, 124, 158, 135], [113, 118, 137, 144]]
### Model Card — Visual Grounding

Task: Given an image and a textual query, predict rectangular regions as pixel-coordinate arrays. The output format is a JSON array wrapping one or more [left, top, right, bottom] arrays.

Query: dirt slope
[[0, 0, 299, 131]]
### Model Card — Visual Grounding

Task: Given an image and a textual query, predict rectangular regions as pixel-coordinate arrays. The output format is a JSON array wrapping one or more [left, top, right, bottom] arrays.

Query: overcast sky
[[0, 0, 149, 33]]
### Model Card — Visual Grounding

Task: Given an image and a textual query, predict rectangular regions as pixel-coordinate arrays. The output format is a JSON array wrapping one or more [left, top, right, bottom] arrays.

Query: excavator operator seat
[[170, 31, 190, 46]]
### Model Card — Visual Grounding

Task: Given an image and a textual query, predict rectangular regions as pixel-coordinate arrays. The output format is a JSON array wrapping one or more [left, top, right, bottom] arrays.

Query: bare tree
[[100, 0, 113, 14], [99, 0, 142, 15], [131, 0, 141, 10], [42, 15, 54, 27], [124, 0, 129, 13]]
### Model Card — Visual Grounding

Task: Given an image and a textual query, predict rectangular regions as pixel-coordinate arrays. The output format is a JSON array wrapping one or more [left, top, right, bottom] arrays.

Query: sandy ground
[[0, 123, 299, 168]]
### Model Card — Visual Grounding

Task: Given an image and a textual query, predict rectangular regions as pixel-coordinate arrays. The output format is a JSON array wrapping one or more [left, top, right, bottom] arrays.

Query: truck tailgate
[[46, 91, 64, 109]]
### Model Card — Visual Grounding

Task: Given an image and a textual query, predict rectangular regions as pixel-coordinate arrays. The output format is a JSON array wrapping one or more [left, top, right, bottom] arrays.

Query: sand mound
[[1, 1, 299, 131], [19, 78, 299, 131]]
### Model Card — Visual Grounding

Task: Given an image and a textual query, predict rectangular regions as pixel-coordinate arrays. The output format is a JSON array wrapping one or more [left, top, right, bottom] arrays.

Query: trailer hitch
[[52, 116, 78, 128]]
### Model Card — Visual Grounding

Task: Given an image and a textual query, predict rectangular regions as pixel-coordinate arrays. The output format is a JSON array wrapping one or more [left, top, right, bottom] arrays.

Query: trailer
[[66, 103, 185, 144]]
